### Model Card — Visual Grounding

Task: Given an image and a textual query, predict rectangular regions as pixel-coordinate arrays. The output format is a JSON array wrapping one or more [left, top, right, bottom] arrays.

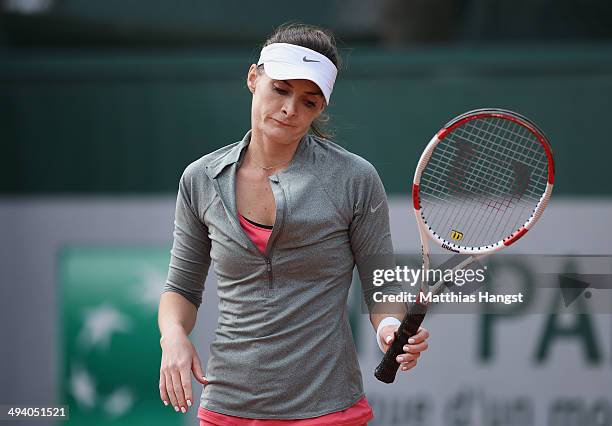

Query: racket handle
[[374, 303, 428, 384]]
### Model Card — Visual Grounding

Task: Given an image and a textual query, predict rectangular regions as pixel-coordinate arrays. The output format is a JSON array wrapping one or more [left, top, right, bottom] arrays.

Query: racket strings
[[439, 118, 547, 195], [425, 127, 510, 245], [423, 143, 545, 222], [433, 124, 548, 198], [431, 134, 546, 212], [427, 124, 544, 246], [422, 121, 548, 201], [459, 118, 548, 244], [422, 146, 546, 201], [419, 117, 549, 249], [429, 118, 547, 246], [460, 121, 537, 245]]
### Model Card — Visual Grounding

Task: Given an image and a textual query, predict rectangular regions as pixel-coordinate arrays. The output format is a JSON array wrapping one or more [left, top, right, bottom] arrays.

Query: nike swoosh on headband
[[303, 56, 320, 63]]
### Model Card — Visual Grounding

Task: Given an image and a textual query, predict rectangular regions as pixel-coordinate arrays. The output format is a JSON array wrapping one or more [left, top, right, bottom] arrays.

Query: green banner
[[58, 246, 184, 426]]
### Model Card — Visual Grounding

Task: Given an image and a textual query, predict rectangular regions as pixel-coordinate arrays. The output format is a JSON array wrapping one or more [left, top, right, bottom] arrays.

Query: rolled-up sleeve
[[162, 170, 211, 309], [349, 162, 404, 313]]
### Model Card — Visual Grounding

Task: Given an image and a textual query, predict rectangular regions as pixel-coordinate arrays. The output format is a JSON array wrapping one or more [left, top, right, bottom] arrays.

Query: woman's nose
[[281, 99, 298, 117]]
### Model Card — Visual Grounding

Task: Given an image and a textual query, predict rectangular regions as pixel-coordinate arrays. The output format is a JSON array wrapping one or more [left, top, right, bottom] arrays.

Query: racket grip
[[374, 303, 428, 384]]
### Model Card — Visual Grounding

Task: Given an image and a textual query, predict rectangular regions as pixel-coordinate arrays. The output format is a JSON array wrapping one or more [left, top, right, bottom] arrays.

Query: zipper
[[265, 258, 273, 289], [213, 173, 285, 292], [261, 179, 286, 291]]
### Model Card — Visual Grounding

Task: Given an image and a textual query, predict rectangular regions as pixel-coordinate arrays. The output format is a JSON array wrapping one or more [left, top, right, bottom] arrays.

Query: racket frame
[[413, 109, 555, 256], [374, 108, 555, 384]]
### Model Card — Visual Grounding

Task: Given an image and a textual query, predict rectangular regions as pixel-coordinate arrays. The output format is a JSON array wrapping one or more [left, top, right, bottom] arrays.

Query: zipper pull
[[265, 259, 272, 271]]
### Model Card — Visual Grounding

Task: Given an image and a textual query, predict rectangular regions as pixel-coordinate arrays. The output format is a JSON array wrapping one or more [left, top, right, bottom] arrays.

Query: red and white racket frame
[[374, 109, 555, 384], [412, 109, 555, 259]]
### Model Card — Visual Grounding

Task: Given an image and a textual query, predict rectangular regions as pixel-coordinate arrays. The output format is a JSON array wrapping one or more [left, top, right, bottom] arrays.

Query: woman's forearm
[[158, 291, 198, 341]]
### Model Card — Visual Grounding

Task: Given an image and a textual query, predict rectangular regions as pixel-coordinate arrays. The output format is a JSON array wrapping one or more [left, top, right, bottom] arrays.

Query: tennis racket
[[374, 108, 555, 383]]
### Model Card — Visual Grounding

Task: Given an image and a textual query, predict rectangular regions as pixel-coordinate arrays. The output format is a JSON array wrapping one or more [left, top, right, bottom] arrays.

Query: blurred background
[[1, 1, 611, 425]]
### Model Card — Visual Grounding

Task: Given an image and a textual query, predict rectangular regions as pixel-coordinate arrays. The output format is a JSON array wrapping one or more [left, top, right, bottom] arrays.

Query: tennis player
[[158, 23, 430, 425]]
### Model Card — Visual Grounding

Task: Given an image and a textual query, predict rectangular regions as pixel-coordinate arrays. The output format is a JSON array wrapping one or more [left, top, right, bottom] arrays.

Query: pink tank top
[[238, 213, 273, 254], [198, 215, 373, 425]]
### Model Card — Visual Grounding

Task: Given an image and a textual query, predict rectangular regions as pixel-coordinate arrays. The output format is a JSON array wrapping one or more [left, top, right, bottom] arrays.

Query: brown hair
[[261, 22, 341, 140]]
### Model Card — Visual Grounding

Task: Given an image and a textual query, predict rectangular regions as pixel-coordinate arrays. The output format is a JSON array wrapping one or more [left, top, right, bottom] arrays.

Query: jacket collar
[[205, 130, 252, 180], [203, 130, 315, 250]]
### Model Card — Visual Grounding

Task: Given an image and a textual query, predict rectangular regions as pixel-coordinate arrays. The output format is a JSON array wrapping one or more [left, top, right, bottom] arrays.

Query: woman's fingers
[[409, 327, 429, 344], [161, 362, 196, 413], [381, 325, 429, 354], [396, 351, 421, 363], [171, 369, 188, 413], [402, 327, 429, 355], [164, 370, 179, 412], [192, 352, 209, 385], [404, 340, 429, 354], [159, 331, 201, 413], [394, 326, 428, 372], [400, 359, 418, 371], [179, 367, 194, 409], [159, 371, 170, 407]]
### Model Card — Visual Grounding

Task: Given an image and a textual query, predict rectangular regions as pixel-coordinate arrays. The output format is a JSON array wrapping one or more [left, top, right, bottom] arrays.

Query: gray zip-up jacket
[[163, 130, 403, 419]]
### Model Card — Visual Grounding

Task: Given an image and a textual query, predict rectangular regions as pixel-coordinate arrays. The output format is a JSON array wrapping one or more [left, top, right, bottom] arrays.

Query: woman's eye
[[305, 101, 317, 108], [273, 87, 288, 95]]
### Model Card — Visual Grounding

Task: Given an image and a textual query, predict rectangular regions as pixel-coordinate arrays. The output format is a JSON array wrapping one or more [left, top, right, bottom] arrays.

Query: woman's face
[[247, 64, 325, 145]]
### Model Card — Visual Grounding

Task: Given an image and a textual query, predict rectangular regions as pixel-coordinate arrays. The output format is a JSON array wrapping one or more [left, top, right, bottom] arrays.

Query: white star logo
[[78, 304, 132, 351], [130, 266, 167, 311], [104, 387, 134, 417], [69, 363, 97, 408]]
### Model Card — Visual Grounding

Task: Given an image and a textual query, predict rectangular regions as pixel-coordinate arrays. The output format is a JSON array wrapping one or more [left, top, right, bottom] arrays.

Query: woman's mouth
[[272, 118, 294, 127]]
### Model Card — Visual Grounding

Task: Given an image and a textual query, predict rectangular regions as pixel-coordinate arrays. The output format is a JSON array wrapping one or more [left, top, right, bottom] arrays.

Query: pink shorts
[[198, 396, 373, 426]]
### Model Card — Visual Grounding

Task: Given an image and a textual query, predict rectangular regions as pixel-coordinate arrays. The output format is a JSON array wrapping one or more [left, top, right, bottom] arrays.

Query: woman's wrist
[[376, 316, 401, 353], [159, 324, 188, 347]]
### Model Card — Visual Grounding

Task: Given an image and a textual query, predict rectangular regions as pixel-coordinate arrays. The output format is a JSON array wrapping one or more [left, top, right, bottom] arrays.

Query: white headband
[[257, 42, 337, 104]]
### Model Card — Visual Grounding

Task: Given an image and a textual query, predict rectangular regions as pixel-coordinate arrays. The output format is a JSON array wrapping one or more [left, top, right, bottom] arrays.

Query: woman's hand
[[379, 325, 429, 372], [159, 328, 208, 414]]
